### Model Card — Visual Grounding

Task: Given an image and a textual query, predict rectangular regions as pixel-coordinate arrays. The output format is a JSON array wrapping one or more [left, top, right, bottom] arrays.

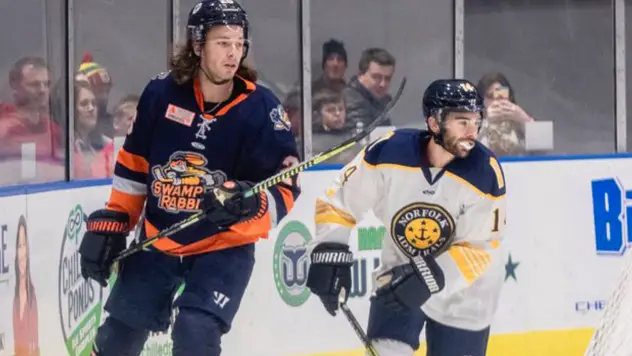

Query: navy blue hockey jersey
[[106, 72, 300, 255]]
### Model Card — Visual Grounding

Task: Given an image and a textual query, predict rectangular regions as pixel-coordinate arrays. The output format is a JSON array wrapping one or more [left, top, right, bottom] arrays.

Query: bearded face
[[430, 111, 482, 158]]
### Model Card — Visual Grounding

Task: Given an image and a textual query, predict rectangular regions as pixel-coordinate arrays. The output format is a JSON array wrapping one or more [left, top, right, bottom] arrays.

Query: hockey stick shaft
[[338, 289, 380, 356], [242, 77, 406, 199], [113, 77, 407, 261], [112, 212, 206, 262]]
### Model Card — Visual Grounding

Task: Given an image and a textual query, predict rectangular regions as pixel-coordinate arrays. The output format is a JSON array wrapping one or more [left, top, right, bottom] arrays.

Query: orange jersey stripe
[[277, 185, 296, 212], [197, 75, 256, 121], [145, 218, 265, 256], [230, 210, 272, 237], [106, 188, 146, 227], [116, 147, 149, 174]]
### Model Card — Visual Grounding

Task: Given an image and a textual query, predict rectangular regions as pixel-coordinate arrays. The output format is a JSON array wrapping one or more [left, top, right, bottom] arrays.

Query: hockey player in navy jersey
[[77, 1, 300, 355], [306, 79, 507, 356]]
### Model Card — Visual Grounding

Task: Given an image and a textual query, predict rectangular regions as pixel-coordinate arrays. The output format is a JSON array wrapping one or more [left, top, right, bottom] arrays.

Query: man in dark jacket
[[343, 48, 396, 131]]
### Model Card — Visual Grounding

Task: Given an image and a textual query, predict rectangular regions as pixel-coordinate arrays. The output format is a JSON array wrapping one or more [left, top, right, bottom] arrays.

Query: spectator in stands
[[13, 215, 40, 356], [8, 57, 50, 114], [112, 94, 139, 137], [313, 88, 347, 134], [476, 72, 534, 156], [282, 89, 302, 152], [281, 38, 348, 153], [77, 51, 114, 138], [90, 94, 140, 178], [0, 57, 63, 185], [313, 39, 348, 93], [0, 57, 61, 156], [343, 48, 395, 131], [312, 88, 356, 164], [72, 81, 111, 178]]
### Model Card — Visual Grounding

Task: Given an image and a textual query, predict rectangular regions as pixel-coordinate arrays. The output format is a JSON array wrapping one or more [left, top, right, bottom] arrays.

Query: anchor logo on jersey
[[390, 203, 455, 258], [151, 151, 227, 213]]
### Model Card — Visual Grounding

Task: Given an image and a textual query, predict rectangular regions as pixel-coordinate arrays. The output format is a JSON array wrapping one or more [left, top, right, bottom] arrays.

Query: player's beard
[[442, 133, 474, 158]]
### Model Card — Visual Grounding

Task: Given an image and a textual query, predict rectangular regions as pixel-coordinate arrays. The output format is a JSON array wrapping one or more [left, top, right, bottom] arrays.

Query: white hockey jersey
[[313, 129, 507, 330]]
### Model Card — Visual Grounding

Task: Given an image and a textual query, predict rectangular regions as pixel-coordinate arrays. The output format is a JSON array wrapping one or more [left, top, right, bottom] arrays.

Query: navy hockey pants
[[367, 298, 490, 356], [92, 242, 255, 356]]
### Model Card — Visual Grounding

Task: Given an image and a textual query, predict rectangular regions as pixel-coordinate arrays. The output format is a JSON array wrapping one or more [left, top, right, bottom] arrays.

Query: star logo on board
[[505, 253, 519, 282]]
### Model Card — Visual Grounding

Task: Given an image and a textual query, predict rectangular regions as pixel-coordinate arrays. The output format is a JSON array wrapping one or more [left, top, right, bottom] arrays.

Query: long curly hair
[[169, 39, 257, 84]]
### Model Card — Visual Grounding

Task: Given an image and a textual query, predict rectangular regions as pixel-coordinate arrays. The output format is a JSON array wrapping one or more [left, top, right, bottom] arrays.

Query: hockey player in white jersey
[[306, 79, 507, 356]]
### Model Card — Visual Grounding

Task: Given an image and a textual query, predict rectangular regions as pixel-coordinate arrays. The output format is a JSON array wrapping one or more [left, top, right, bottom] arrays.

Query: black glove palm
[[78, 209, 129, 287], [201, 180, 267, 227], [306, 243, 354, 316]]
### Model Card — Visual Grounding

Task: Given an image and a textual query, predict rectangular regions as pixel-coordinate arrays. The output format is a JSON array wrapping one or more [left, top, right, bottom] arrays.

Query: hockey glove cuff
[[78, 209, 129, 287], [201, 180, 267, 227], [306, 242, 354, 316], [372, 255, 445, 312]]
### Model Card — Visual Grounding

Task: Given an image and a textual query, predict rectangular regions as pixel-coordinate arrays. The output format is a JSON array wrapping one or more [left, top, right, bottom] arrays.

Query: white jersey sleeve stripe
[[112, 176, 146, 195]]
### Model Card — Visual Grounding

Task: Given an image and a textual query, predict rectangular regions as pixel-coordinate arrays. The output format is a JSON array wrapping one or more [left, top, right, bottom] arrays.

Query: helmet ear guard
[[425, 109, 448, 146]]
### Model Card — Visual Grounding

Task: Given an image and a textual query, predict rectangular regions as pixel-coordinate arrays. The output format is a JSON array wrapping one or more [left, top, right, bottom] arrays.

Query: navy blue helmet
[[187, 0, 250, 58], [422, 79, 484, 120]]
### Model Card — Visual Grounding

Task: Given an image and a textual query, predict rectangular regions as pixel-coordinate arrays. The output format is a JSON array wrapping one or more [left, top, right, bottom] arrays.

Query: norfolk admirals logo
[[151, 151, 227, 213], [390, 203, 455, 258]]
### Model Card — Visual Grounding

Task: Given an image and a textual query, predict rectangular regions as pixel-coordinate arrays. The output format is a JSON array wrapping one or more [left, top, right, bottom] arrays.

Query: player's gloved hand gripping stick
[[113, 77, 407, 263]]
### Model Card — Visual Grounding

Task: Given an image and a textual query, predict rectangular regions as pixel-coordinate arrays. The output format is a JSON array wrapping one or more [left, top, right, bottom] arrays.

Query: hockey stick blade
[[338, 289, 380, 356], [113, 77, 407, 261]]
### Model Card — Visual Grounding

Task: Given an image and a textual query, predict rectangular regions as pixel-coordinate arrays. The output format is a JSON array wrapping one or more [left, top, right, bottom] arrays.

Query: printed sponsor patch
[[165, 104, 195, 127]]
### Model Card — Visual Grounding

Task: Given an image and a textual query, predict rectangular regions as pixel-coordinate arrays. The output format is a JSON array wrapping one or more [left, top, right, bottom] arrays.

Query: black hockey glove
[[306, 242, 354, 316], [78, 209, 129, 287], [201, 180, 267, 227], [372, 255, 445, 312]]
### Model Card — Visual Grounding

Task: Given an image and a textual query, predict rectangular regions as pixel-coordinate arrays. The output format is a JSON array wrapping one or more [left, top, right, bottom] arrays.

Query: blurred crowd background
[[0, 0, 626, 187]]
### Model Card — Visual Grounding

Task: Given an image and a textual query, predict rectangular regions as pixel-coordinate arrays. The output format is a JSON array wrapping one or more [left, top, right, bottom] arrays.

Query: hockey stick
[[241, 76, 407, 200], [338, 288, 380, 356], [113, 77, 407, 262]]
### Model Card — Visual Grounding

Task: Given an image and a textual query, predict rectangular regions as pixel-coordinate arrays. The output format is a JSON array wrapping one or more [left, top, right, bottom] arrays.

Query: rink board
[[1, 156, 631, 356]]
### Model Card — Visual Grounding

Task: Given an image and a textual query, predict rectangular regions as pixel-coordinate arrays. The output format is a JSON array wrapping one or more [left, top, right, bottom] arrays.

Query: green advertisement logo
[[273, 221, 312, 307], [58, 205, 103, 356]]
